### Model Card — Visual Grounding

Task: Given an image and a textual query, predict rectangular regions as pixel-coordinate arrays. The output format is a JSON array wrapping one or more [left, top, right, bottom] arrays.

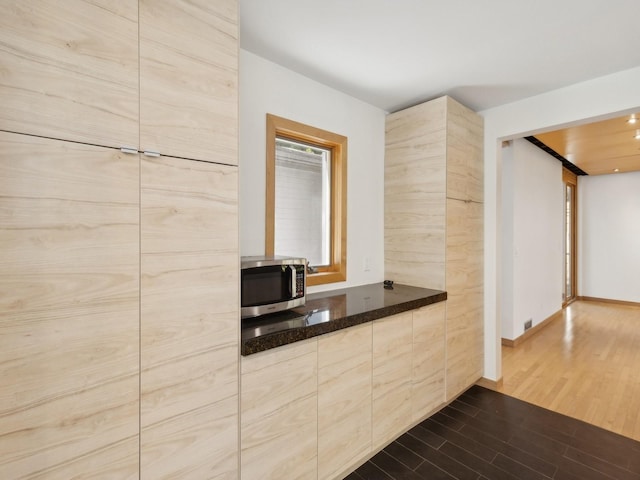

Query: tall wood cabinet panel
[[444, 98, 484, 399], [2, 0, 239, 476], [446, 99, 484, 204], [317, 323, 372, 480], [140, 0, 238, 164], [140, 156, 238, 479], [446, 198, 484, 399], [0, 132, 140, 479], [240, 340, 318, 480], [384, 98, 447, 291], [385, 95, 484, 402], [0, 1, 139, 148], [372, 311, 413, 451]]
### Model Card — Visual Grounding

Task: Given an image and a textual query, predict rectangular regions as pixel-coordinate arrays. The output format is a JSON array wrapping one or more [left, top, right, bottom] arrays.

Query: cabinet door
[[140, 156, 238, 479], [140, 0, 238, 164], [318, 323, 372, 480], [372, 311, 413, 450], [241, 340, 318, 480], [384, 98, 447, 291], [0, 132, 139, 478], [446, 198, 484, 400], [0, 1, 138, 148], [446, 96, 484, 204], [412, 303, 446, 422]]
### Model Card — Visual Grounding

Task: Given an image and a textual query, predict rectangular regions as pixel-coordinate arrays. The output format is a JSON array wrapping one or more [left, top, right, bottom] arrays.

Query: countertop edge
[[241, 288, 446, 356]]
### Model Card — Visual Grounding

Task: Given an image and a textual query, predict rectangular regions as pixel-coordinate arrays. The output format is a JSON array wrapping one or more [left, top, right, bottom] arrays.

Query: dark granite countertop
[[241, 282, 446, 355]]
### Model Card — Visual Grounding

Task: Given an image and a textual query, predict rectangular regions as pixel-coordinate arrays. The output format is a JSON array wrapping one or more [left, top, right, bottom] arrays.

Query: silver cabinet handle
[[143, 150, 161, 157], [120, 147, 138, 155]]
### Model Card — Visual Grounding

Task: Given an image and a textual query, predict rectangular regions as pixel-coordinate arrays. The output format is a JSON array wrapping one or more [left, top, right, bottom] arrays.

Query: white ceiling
[[240, 0, 640, 113]]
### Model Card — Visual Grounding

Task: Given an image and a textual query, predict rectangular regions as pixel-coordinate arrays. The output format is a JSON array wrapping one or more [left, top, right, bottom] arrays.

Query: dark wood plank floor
[[345, 385, 640, 480]]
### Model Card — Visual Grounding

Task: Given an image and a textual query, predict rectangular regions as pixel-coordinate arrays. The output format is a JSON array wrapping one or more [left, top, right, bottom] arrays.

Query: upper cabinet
[[140, 0, 238, 164], [0, 0, 239, 165], [0, 1, 139, 148], [446, 98, 484, 203]]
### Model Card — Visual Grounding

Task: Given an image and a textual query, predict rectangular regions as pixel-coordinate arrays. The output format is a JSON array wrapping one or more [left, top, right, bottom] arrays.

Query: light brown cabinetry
[[140, 157, 238, 478], [372, 311, 413, 450], [411, 302, 446, 422], [0, 132, 140, 478], [385, 95, 483, 401], [0, 1, 139, 148], [140, 0, 238, 164], [238, 304, 446, 479], [318, 323, 372, 480], [445, 198, 484, 398], [240, 340, 318, 480], [0, 0, 238, 165], [0, 0, 239, 477]]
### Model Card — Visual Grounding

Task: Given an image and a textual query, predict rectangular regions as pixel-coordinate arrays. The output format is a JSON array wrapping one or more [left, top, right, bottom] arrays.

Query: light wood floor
[[499, 299, 640, 441]]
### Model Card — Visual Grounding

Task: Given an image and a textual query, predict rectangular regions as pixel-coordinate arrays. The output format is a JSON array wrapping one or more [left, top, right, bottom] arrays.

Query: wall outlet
[[524, 319, 532, 331]]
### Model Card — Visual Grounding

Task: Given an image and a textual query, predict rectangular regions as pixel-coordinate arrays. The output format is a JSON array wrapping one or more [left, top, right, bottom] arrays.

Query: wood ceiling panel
[[534, 113, 640, 176]]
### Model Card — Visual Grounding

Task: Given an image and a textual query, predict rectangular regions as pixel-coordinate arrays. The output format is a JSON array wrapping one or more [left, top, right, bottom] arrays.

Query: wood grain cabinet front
[[140, 0, 238, 164], [241, 340, 318, 480], [372, 311, 413, 451], [0, 1, 139, 149], [0, 0, 238, 165], [140, 156, 239, 479], [238, 302, 447, 479], [411, 302, 446, 422], [317, 323, 372, 480], [0, 132, 140, 479]]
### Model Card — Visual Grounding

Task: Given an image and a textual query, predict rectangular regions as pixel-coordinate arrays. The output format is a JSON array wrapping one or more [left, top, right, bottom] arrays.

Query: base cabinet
[[0, 1, 239, 477], [239, 303, 446, 480], [318, 323, 372, 480], [385, 95, 484, 402], [411, 302, 446, 422], [372, 312, 413, 451], [240, 340, 318, 480]]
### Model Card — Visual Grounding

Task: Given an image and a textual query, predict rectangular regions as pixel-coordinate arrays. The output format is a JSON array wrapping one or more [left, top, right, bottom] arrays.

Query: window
[[266, 114, 347, 286], [563, 168, 577, 305]]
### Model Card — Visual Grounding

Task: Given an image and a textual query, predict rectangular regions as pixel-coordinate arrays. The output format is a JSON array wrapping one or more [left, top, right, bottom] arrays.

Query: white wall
[[500, 143, 515, 339], [481, 65, 640, 382], [579, 171, 640, 303], [501, 139, 564, 340], [239, 50, 386, 293]]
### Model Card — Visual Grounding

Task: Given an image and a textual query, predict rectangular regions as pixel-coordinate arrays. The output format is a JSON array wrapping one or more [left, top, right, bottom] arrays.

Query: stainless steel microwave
[[241, 256, 306, 318]]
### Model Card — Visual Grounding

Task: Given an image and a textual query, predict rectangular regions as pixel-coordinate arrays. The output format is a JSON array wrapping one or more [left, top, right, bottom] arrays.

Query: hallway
[[500, 300, 640, 441]]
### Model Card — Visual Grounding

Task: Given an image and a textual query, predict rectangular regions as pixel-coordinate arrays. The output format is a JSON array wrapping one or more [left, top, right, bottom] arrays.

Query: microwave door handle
[[289, 265, 296, 298]]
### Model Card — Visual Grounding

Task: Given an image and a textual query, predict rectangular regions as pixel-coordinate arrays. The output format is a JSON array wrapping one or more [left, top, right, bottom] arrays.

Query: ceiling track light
[[629, 115, 637, 124]]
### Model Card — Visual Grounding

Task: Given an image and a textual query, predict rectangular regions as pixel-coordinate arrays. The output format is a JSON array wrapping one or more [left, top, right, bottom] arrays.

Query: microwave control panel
[[295, 265, 305, 298]]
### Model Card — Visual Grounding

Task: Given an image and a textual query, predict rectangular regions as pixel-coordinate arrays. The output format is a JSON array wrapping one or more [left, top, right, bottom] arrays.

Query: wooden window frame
[[563, 168, 578, 305], [266, 114, 347, 286]]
